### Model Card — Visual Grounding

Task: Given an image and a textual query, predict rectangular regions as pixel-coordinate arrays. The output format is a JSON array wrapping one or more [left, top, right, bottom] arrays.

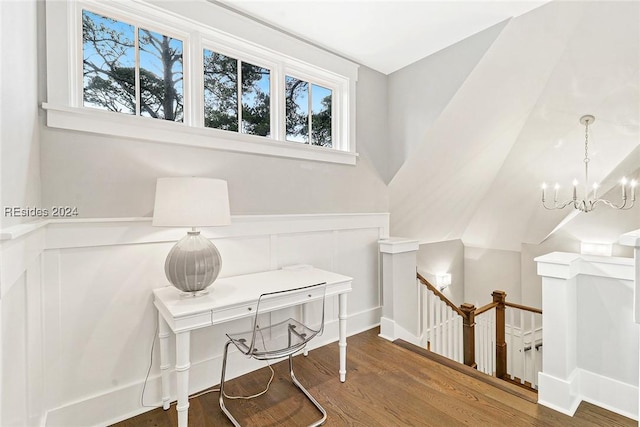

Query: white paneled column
[[535, 252, 580, 415], [535, 250, 638, 419], [378, 238, 420, 344], [620, 228, 640, 422], [620, 230, 640, 323]]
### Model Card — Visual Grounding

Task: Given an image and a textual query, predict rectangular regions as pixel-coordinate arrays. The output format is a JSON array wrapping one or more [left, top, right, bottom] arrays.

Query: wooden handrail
[[474, 302, 498, 316], [504, 301, 542, 314], [416, 272, 543, 381], [417, 273, 466, 318]]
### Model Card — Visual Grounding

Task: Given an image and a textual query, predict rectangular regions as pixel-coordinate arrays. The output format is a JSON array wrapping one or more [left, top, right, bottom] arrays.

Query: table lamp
[[152, 177, 231, 295]]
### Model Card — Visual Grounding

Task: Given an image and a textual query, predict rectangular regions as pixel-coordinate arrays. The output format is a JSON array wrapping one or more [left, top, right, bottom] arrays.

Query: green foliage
[[82, 11, 331, 145], [82, 11, 183, 121], [312, 95, 332, 147]]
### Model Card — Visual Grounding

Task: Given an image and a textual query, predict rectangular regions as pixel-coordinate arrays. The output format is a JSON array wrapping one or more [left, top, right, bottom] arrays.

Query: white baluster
[[421, 287, 428, 347], [447, 308, 453, 359], [480, 316, 487, 374], [508, 308, 513, 380], [491, 310, 496, 375], [453, 313, 460, 362], [520, 310, 525, 384], [530, 311, 536, 388], [443, 306, 448, 358], [429, 290, 435, 350], [435, 294, 441, 355]]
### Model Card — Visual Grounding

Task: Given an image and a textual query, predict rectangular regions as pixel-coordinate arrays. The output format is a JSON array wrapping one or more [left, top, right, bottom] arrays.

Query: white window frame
[[201, 38, 278, 138], [43, 0, 359, 165]]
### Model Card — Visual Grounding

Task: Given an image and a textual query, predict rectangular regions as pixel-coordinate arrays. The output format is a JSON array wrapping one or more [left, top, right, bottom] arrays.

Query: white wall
[[387, 20, 506, 181], [0, 0, 41, 228], [0, 1, 43, 425], [577, 275, 637, 387], [416, 239, 465, 306], [464, 246, 521, 307], [1, 213, 387, 427], [39, 0, 389, 219]]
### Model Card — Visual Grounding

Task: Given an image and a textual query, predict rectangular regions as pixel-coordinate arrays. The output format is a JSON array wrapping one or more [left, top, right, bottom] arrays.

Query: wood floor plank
[[111, 328, 636, 427]]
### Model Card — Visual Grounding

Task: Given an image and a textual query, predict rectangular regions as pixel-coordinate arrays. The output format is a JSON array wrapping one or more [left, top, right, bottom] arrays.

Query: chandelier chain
[[584, 119, 590, 185]]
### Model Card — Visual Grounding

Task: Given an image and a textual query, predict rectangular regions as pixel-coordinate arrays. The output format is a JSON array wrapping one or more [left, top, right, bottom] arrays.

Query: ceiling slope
[[389, 1, 583, 243], [215, 1, 550, 75], [461, 1, 640, 251], [387, 20, 508, 182]]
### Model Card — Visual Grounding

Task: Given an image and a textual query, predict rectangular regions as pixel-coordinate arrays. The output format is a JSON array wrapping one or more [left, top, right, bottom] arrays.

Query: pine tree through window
[[204, 49, 271, 136], [82, 10, 184, 121], [285, 76, 332, 147]]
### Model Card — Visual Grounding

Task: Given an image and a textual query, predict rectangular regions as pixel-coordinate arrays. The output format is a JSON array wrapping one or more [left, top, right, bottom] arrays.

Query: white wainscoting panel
[[2, 273, 29, 427], [0, 213, 388, 427]]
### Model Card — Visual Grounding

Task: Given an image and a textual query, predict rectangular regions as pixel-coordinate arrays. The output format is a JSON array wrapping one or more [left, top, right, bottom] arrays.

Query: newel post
[[378, 238, 420, 344], [493, 290, 507, 379], [460, 303, 477, 369]]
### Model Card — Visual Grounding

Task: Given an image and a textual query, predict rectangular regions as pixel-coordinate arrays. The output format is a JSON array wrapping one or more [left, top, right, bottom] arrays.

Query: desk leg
[[338, 293, 348, 382], [176, 331, 191, 427], [158, 314, 171, 410]]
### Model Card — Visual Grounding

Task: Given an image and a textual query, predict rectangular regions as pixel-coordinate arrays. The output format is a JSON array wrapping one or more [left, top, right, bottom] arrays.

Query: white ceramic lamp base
[[164, 231, 222, 295]]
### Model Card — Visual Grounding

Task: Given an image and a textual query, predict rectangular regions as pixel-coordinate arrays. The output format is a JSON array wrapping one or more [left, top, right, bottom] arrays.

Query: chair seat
[[227, 317, 319, 360]]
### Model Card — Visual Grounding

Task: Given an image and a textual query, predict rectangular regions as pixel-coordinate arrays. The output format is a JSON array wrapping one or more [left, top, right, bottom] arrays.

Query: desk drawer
[[213, 302, 258, 323], [172, 311, 214, 332]]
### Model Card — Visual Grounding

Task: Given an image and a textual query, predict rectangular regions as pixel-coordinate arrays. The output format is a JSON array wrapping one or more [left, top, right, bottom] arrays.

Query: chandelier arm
[[593, 198, 632, 210], [542, 199, 577, 210]]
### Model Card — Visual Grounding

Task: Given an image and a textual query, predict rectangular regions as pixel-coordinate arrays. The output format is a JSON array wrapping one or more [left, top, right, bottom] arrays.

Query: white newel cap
[[535, 251, 634, 281], [619, 228, 640, 248], [379, 237, 419, 254]]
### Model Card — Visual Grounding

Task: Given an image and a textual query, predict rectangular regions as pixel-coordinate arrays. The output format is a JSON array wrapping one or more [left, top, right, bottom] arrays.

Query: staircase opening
[[417, 273, 542, 392]]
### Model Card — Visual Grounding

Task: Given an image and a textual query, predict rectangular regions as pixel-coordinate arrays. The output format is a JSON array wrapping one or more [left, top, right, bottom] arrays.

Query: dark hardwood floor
[[113, 328, 635, 426]]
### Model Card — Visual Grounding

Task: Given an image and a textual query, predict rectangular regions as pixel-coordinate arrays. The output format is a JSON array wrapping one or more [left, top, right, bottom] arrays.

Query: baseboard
[[537, 370, 581, 416], [377, 316, 421, 346], [579, 369, 638, 421], [43, 307, 381, 427], [538, 369, 638, 420]]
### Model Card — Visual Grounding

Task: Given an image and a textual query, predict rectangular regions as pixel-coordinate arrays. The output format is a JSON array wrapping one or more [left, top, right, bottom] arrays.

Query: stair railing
[[504, 301, 542, 389], [417, 273, 542, 390], [418, 273, 464, 363]]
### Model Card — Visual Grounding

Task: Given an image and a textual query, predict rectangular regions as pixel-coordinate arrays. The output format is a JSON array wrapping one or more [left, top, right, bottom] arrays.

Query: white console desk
[[153, 267, 353, 427]]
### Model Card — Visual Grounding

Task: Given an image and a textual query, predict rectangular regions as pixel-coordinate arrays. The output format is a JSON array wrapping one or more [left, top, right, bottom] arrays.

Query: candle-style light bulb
[[621, 177, 628, 199], [631, 180, 637, 201], [554, 183, 559, 202], [541, 183, 547, 201], [572, 179, 578, 200], [592, 182, 598, 200]]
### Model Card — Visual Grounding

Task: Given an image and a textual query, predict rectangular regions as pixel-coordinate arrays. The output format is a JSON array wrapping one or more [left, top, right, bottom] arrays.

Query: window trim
[[44, 0, 359, 165]]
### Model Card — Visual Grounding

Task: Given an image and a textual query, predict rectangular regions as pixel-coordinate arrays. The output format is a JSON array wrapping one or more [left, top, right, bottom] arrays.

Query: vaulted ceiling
[[215, 0, 550, 74], [218, 0, 640, 250], [389, 0, 640, 250]]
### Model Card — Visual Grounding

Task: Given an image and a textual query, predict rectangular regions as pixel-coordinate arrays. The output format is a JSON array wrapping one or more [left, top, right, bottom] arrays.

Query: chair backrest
[[246, 282, 327, 356]]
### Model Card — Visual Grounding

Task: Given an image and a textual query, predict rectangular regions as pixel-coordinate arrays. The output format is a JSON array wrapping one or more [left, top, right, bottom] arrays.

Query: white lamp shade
[[152, 177, 231, 227]]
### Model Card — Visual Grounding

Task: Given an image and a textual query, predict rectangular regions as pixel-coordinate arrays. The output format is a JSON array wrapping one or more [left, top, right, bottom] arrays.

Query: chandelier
[[541, 115, 636, 213]]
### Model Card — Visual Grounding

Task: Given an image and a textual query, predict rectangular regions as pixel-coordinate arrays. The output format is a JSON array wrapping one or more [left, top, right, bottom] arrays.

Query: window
[[285, 76, 332, 147], [82, 10, 184, 121], [203, 49, 271, 136], [45, 1, 358, 164]]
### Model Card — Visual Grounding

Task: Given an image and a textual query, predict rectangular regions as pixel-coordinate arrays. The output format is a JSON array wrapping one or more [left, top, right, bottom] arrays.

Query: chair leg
[[289, 354, 327, 427], [219, 340, 242, 427]]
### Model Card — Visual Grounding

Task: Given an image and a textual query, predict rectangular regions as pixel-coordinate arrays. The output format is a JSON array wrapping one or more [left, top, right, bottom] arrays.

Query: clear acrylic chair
[[219, 282, 328, 427]]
